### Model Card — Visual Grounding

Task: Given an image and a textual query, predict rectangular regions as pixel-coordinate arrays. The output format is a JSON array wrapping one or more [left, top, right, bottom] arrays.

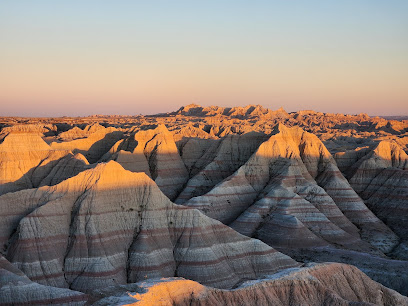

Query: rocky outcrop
[[185, 124, 398, 253], [339, 141, 408, 260], [0, 255, 87, 305], [0, 132, 71, 195], [1, 105, 408, 304], [0, 161, 297, 293], [107, 124, 189, 200], [172, 123, 214, 143], [51, 127, 123, 163], [0, 124, 56, 140], [58, 123, 106, 141], [92, 263, 408, 306], [173, 104, 290, 120], [346, 140, 408, 193], [38, 153, 91, 187], [176, 132, 267, 204]]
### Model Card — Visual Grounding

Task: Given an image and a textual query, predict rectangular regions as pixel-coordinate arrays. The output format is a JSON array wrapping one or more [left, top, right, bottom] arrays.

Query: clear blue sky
[[0, 1, 407, 116]]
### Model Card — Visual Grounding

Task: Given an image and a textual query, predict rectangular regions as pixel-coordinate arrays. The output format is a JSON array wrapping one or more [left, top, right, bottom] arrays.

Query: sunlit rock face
[[58, 123, 106, 141], [50, 127, 123, 163], [0, 132, 71, 195], [92, 263, 408, 306], [1, 105, 408, 304], [105, 124, 189, 200], [0, 161, 297, 294]]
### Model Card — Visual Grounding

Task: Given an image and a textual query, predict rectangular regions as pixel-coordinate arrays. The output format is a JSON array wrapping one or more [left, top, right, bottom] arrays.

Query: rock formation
[[50, 127, 123, 163], [0, 132, 70, 195], [0, 161, 297, 295], [1, 104, 408, 304], [185, 124, 397, 253], [107, 125, 189, 200], [58, 123, 106, 141], [337, 140, 408, 260], [176, 132, 267, 204], [92, 263, 408, 306], [0, 255, 87, 305]]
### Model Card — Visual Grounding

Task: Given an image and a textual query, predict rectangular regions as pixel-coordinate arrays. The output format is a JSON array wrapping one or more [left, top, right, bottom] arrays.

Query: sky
[[0, 1, 407, 117]]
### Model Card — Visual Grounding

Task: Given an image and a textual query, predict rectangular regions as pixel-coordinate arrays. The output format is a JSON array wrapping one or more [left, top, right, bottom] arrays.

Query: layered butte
[[336, 140, 408, 260], [185, 124, 397, 254], [0, 161, 297, 296]]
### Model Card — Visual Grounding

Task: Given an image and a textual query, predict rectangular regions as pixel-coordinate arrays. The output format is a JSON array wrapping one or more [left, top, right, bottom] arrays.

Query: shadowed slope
[[0, 161, 297, 294], [176, 132, 267, 204], [339, 140, 408, 260], [186, 124, 398, 253], [51, 127, 123, 163], [0, 255, 87, 305], [108, 124, 189, 200]]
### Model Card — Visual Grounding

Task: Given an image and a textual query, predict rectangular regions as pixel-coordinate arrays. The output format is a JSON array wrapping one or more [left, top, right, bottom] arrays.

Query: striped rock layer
[[185, 124, 398, 253], [0, 255, 87, 305], [93, 263, 408, 306], [108, 124, 189, 200], [0, 161, 297, 294], [338, 141, 408, 260], [176, 132, 267, 204]]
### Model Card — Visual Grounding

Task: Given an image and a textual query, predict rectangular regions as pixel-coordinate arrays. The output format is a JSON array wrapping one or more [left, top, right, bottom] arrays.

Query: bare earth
[[0, 104, 407, 305]]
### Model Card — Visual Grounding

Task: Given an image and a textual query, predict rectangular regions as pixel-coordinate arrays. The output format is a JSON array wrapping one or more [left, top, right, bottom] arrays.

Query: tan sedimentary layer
[[51, 127, 123, 163], [1, 161, 297, 293], [186, 124, 397, 253], [93, 263, 408, 306]]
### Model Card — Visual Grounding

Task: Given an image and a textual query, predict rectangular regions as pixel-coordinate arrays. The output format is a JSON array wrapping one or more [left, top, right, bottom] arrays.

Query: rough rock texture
[[0, 124, 57, 140], [0, 161, 297, 294], [108, 124, 189, 200], [0, 132, 71, 195], [37, 152, 91, 187], [1, 105, 408, 304], [172, 123, 215, 143], [186, 124, 397, 253], [0, 255, 87, 305], [287, 246, 408, 296], [58, 123, 106, 141], [176, 132, 267, 204], [338, 140, 408, 260], [174, 104, 290, 120], [92, 263, 408, 306], [51, 127, 123, 163]]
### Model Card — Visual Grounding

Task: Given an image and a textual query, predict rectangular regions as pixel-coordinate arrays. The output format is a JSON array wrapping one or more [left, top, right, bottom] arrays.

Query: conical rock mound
[[185, 124, 398, 253], [176, 132, 267, 204], [1, 161, 297, 293], [341, 141, 408, 259], [108, 124, 189, 200]]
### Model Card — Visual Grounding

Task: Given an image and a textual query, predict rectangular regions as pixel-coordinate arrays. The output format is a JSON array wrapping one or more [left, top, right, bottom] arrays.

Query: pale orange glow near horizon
[[1, 1, 407, 117]]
